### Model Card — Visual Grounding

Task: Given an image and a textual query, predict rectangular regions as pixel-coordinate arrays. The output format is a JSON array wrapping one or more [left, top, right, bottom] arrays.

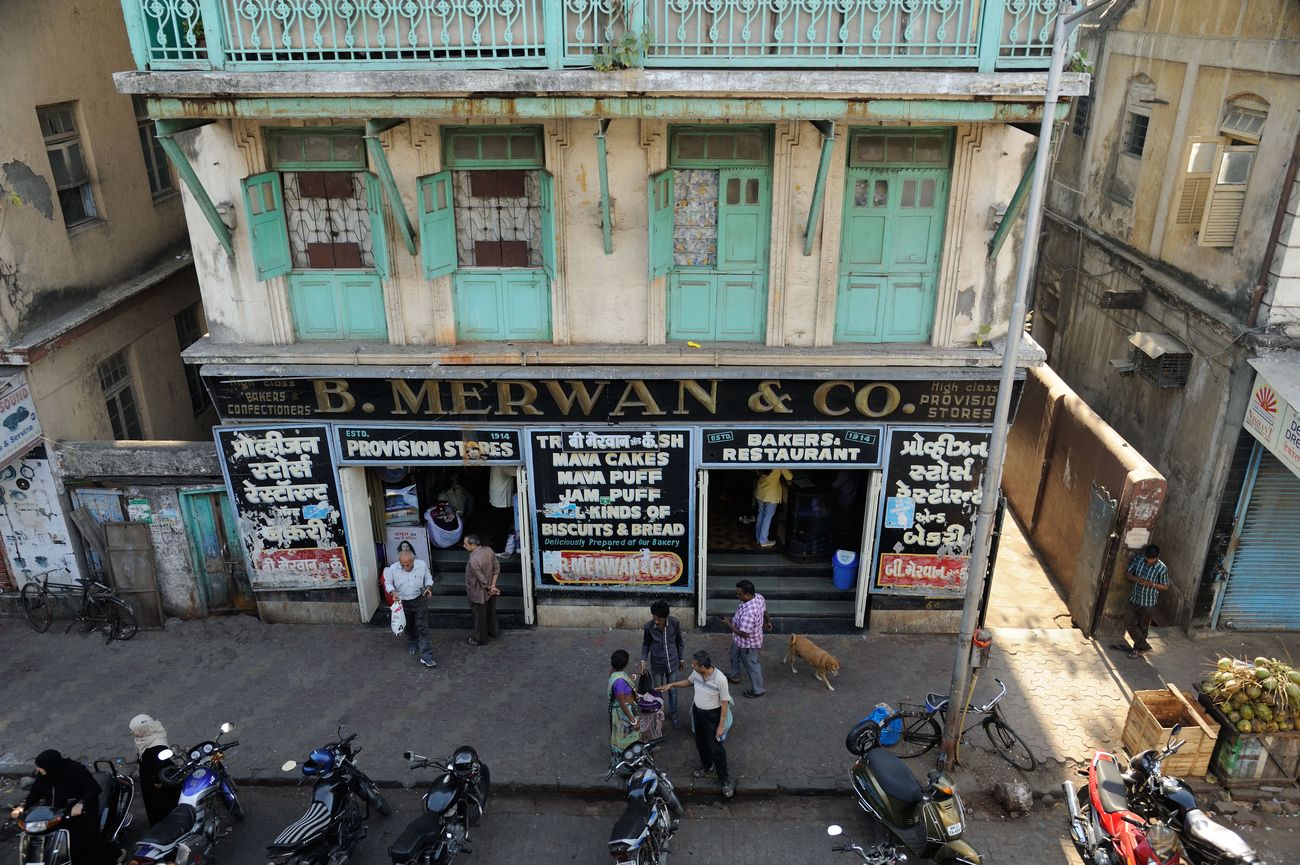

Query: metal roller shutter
[[1219, 449, 1300, 630]]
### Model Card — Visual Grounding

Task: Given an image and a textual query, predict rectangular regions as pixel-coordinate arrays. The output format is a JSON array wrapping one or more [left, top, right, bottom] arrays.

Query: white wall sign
[[0, 379, 42, 470]]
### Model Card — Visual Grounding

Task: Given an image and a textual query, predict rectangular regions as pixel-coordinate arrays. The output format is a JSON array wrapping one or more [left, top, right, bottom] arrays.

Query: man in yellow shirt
[[754, 468, 791, 548]]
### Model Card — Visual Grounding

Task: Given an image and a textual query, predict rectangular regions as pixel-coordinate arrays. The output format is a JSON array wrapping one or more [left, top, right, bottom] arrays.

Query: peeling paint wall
[[0, 0, 189, 342], [178, 117, 1035, 351]]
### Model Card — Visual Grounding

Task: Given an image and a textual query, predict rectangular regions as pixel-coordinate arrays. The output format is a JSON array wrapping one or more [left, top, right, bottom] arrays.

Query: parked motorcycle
[[605, 739, 683, 865], [388, 745, 491, 865], [846, 726, 981, 865], [1122, 724, 1262, 865], [1065, 748, 1181, 865], [17, 758, 134, 865], [267, 728, 392, 865], [826, 824, 908, 863], [128, 722, 242, 865]]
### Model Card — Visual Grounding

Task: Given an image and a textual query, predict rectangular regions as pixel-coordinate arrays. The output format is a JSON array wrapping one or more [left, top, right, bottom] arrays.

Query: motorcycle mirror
[[157, 749, 174, 762], [1169, 723, 1182, 738], [403, 751, 413, 760], [826, 825, 844, 837], [220, 723, 234, 735], [281, 760, 297, 772]]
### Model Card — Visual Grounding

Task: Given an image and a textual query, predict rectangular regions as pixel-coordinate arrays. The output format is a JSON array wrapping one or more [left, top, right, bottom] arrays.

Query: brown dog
[[784, 634, 841, 691]]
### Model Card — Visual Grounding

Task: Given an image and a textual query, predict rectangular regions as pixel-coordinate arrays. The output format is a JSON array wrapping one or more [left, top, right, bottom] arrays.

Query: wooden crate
[[1198, 692, 1300, 788], [1121, 684, 1220, 777]]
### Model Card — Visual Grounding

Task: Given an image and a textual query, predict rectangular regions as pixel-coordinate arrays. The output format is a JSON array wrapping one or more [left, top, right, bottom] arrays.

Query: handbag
[[635, 669, 653, 694], [390, 600, 406, 636]]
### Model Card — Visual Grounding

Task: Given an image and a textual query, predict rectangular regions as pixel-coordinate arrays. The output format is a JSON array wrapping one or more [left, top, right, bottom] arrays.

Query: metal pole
[[940, 0, 1111, 767]]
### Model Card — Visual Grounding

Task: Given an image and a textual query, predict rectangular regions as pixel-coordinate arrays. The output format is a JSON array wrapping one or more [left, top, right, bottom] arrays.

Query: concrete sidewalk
[[2, 616, 1297, 799]]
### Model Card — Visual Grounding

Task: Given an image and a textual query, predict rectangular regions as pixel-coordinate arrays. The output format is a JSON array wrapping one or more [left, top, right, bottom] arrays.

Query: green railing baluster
[[977, 0, 1009, 73], [198, 0, 225, 69], [543, 0, 564, 69], [121, 0, 149, 69]]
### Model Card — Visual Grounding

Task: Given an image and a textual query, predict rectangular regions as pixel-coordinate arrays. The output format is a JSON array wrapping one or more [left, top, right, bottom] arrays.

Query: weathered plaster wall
[[0, 0, 188, 341], [24, 270, 210, 442], [180, 118, 1032, 352], [0, 451, 79, 586]]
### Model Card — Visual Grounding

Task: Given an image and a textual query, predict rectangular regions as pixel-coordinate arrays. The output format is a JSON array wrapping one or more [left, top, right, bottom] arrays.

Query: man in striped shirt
[[1114, 544, 1168, 659], [721, 579, 772, 698]]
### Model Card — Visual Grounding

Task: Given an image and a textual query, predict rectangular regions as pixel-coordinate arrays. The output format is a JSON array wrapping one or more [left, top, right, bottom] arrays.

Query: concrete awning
[[1129, 332, 1188, 359], [1249, 354, 1300, 409]]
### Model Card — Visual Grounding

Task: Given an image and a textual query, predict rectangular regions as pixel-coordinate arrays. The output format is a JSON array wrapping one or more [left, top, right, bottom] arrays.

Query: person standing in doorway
[[1113, 544, 1169, 659], [658, 650, 734, 798], [488, 465, 519, 557], [754, 468, 791, 548], [463, 533, 500, 646], [638, 599, 686, 730], [384, 540, 436, 668], [722, 579, 771, 698]]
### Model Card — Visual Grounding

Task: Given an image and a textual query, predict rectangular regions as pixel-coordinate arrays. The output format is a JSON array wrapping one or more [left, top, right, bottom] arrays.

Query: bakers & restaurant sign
[[210, 375, 1002, 425]]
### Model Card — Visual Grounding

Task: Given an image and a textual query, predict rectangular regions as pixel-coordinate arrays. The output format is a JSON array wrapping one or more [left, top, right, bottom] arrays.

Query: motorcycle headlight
[[1147, 823, 1180, 858], [22, 819, 47, 833]]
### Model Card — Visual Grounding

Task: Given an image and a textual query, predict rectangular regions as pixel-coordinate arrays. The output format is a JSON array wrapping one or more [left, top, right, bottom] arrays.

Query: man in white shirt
[[659, 649, 734, 798], [383, 540, 436, 668], [488, 465, 518, 556]]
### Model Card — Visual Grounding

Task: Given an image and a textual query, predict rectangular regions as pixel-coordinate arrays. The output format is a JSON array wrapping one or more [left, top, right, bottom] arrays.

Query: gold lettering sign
[[813, 381, 853, 417], [314, 379, 356, 413], [610, 381, 667, 417], [391, 380, 444, 416], [496, 381, 542, 416], [747, 380, 794, 414]]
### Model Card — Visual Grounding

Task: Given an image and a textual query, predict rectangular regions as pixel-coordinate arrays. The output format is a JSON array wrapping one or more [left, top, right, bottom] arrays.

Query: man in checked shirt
[[721, 579, 772, 698], [1113, 544, 1169, 659]]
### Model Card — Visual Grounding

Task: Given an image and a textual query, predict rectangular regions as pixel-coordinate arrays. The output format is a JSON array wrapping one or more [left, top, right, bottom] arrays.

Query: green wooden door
[[454, 271, 551, 341], [287, 272, 387, 340], [180, 490, 254, 614], [836, 167, 948, 343]]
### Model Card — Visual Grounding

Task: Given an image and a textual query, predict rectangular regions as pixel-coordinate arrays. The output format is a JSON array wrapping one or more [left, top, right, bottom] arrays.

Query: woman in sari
[[608, 649, 640, 767]]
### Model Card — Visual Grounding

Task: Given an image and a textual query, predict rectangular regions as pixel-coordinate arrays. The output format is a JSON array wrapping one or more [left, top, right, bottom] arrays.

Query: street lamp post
[[939, 0, 1116, 768]]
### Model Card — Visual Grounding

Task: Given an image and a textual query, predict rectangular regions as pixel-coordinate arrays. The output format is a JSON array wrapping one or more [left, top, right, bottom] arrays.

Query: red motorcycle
[[1065, 750, 1181, 865]]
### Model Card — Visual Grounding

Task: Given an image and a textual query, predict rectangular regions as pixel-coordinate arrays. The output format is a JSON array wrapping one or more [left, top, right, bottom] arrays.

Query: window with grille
[[98, 351, 142, 440], [1131, 347, 1191, 388], [133, 96, 173, 198], [174, 304, 210, 415], [283, 172, 375, 269], [1071, 94, 1092, 138], [1120, 78, 1156, 158], [1123, 113, 1150, 157], [37, 104, 97, 227]]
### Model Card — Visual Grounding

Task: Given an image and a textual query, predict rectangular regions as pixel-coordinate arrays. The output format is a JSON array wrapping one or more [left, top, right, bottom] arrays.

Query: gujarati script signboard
[[215, 425, 352, 590], [529, 429, 692, 591], [873, 428, 990, 597]]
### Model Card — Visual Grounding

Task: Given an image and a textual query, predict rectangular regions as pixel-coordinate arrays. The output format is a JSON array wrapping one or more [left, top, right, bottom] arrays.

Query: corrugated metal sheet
[[1220, 452, 1300, 630]]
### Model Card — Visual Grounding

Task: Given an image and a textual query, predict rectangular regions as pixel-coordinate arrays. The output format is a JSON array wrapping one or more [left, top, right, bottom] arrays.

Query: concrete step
[[706, 575, 851, 602], [706, 552, 832, 577]]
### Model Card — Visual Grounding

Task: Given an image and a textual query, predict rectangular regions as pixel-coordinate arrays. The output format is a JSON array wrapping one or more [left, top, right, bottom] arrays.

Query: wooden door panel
[[834, 275, 887, 342], [667, 272, 717, 339]]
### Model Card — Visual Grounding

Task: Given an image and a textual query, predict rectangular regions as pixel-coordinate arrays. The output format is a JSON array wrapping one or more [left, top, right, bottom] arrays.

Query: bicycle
[[20, 568, 139, 642], [881, 677, 1037, 770]]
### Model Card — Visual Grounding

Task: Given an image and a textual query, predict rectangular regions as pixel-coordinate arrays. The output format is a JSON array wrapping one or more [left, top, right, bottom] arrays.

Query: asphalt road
[[3, 782, 1297, 865]]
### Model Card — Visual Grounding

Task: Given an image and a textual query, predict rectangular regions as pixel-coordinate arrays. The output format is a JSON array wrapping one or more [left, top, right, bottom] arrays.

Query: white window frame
[[133, 95, 175, 199], [37, 103, 98, 228], [98, 350, 142, 440]]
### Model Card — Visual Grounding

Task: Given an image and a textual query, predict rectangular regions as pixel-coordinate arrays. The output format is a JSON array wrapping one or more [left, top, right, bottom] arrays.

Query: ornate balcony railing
[[122, 0, 1058, 72]]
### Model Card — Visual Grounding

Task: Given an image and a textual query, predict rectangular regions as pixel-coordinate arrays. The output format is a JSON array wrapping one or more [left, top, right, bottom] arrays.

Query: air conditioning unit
[[1128, 332, 1191, 388]]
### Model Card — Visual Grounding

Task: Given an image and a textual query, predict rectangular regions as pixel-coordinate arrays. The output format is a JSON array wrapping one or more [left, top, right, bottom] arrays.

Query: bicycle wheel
[[985, 716, 1037, 771], [103, 597, 139, 641], [21, 582, 52, 633], [885, 712, 942, 759]]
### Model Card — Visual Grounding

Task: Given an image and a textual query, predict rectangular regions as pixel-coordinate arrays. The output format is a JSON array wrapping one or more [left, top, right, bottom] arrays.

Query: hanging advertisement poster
[[529, 429, 693, 591], [214, 425, 352, 590], [872, 428, 990, 597]]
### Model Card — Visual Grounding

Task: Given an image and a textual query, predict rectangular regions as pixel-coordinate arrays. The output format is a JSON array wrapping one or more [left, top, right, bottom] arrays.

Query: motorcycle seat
[[865, 748, 924, 806], [141, 803, 198, 846], [609, 798, 653, 846], [1094, 759, 1130, 815], [270, 800, 331, 849], [388, 813, 444, 861], [1185, 809, 1255, 857]]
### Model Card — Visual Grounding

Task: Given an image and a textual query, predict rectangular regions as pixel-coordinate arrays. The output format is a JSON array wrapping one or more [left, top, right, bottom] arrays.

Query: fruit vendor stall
[[1197, 655, 1300, 787]]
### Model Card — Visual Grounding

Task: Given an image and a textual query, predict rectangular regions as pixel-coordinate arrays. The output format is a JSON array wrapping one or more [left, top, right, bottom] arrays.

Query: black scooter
[[846, 724, 981, 865], [17, 759, 134, 865], [267, 729, 392, 865], [1122, 724, 1261, 865], [605, 740, 683, 865], [389, 746, 490, 865]]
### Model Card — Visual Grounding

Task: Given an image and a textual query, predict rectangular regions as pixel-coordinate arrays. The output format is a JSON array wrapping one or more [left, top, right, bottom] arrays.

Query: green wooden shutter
[[241, 172, 291, 280], [364, 173, 390, 279], [717, 168, 771, 271], [648, 169, 674, 279], [538, 169, 556, 280], [418, 171, 458, 278]]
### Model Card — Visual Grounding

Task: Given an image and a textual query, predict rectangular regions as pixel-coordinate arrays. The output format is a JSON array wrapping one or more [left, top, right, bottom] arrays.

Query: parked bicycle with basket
[[848, 678, 1036, 770], [20, 568, 139, 642]]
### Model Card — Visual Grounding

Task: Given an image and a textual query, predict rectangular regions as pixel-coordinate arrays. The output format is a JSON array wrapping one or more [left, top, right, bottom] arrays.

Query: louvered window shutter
[[1175, 138, 1218, 226], [1198, 145, 1256, 248]]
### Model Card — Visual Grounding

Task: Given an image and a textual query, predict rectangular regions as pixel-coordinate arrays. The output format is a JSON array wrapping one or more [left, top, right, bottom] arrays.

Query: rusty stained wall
[[1002, 365, 1169, 629]]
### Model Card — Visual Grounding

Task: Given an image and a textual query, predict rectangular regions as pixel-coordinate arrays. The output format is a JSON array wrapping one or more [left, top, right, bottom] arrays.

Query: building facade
[[114, 0, 1084, 629], [1034, 0, 1300, 630], [0, 0, 221, 615]]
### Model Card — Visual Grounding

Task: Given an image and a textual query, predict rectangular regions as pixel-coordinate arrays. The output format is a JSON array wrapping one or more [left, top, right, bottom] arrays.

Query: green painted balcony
[[122, 0, 1058, 74]]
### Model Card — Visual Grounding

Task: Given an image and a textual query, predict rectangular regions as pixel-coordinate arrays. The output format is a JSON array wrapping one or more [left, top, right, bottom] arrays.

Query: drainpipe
[[940, 0, 1116, 769], [1246, 128, 1300, 328]]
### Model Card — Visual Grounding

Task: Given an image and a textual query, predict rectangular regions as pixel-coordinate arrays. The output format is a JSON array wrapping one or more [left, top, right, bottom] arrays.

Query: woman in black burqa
[[11, 749, 120, 864]]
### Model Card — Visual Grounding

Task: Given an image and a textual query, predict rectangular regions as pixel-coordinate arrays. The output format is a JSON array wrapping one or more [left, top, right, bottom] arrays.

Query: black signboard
[[335, 425, 523, 465], [215, 425, 351, 590], [700, 426, 882, 467], [209, 375, 1003, 425], [529, 428, 693, 592], [873, 428, 990, 598]]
